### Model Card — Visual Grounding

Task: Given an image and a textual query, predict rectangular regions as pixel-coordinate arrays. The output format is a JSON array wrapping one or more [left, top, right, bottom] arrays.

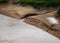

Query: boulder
[[0, 4, 36, 19]]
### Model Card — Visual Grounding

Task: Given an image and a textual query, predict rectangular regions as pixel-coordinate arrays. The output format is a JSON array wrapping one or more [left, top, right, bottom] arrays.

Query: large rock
[[0, 4, 36, 19], [24, 11, 60, 38], [24, 11, 58, 31]]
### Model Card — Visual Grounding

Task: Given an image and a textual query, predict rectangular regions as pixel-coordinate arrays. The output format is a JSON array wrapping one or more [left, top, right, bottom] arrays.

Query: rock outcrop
[[0, 4, 36, 19], [24, 11, 60, 39]]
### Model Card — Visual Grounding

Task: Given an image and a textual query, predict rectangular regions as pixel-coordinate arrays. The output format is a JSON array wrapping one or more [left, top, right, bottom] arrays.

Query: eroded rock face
[[24, 11, 60, 38], [0, 4, 36, 19], [24, 11, 57, 30], [0, 4, 58, 19]]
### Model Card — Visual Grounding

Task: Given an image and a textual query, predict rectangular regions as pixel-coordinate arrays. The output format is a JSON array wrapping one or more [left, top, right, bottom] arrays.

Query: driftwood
[[24, 12, 60, 38], [0, 4, 36, 19]]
